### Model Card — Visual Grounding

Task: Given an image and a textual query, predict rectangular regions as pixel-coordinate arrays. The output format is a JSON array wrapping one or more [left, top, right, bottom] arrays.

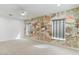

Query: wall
[[0, 17, 24, 41], [29, 7, 79, 48], [30, 16, 52, 41]]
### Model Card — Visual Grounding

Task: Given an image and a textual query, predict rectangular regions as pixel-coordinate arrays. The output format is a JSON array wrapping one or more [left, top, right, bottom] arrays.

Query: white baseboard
[[51, 37, 65, 40]]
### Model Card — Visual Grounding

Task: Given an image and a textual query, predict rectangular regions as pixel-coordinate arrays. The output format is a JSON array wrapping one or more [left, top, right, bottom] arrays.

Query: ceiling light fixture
[[21, 11, 27, 16], [8, 14, 13, 16]]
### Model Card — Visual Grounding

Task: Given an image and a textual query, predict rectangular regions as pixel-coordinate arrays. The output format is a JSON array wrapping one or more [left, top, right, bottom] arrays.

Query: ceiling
[[0, 4, 79, 20]]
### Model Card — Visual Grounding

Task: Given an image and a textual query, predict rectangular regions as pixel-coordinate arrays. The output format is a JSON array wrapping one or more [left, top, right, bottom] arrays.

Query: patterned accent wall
[[31, 16, 52, 41], [29, 7, 79, 48], [65, 7, 79, 48]]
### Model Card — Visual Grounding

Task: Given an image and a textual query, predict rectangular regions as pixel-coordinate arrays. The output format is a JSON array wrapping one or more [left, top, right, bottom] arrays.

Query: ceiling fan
[[8, 5, 28, 17], [7, 5, 36, 19]]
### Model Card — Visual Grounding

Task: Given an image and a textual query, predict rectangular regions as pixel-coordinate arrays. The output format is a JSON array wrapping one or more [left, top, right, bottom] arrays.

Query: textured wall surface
[[26, 7, 79, 48], [30, 16, 52, 41]]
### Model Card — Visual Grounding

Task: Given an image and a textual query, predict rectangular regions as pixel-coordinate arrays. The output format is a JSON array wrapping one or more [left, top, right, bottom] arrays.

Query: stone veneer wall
[[64, 7, 79, 48], [27, 7, 79, 48], [31, 16, 52, 42]]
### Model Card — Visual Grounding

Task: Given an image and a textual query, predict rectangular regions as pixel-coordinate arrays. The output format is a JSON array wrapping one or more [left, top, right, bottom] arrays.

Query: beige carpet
[[0, 38, 79, 55]]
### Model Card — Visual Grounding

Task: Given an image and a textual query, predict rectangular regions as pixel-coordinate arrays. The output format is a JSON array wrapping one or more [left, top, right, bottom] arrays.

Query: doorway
[[25, 23, 31, 36]]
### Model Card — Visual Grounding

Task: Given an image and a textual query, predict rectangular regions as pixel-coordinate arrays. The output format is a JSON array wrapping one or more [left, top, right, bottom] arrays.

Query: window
[[52, 19, 65, 40]]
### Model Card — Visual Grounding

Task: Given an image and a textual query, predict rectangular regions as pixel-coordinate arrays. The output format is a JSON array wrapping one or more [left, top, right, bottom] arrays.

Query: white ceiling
[[0, 4, 79, 20]]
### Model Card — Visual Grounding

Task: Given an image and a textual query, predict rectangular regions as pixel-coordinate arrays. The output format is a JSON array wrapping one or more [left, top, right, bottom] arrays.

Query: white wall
[[0, 17, 24, 41]]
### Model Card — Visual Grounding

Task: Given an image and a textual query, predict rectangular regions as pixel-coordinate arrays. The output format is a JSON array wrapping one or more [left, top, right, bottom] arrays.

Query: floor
[[0, 37, 79, 55]]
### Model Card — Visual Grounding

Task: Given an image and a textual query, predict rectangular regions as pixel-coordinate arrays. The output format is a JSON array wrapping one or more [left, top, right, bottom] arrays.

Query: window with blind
[[52, 19, 65, 40]]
